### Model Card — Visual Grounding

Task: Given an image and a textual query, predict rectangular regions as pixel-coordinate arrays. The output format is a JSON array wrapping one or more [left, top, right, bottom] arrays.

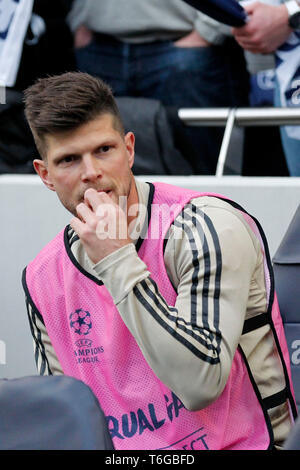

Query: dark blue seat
[[284, 416, 300, 449], [0, 375, 114, 450], [273, 204, 300, 413]]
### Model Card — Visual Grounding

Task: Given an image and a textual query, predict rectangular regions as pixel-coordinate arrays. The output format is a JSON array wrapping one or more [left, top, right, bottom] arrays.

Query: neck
[[126, 176, 140, 229]]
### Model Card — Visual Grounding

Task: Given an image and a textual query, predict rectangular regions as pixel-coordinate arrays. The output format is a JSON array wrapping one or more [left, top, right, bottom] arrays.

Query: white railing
[[178, 107, 300, 176]]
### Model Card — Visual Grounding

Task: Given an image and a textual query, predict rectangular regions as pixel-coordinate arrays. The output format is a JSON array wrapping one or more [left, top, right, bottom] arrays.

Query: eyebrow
[[52, 152, 80, 164], [52, 139, 118, 164]]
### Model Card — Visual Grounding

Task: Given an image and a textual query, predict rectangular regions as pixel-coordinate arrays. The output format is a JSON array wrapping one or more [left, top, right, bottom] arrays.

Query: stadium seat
[[116, 97, 193, 175], [273, 204, 300, 413], [0, 375, 114, 450], [284, 416, 300, 450]]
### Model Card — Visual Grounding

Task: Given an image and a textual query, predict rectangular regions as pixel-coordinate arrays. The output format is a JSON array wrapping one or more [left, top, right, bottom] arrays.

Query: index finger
[[84, 188, 113, 212], [232, 25, 252, 39]]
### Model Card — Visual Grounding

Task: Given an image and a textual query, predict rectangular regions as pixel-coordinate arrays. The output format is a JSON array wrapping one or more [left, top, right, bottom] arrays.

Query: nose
[[81, 154, 102, 182]]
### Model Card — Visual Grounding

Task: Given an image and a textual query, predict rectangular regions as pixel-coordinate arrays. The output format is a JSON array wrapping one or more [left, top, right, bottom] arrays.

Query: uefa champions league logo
[[69, 309, 92, 336], [70, 309, 104, 364]]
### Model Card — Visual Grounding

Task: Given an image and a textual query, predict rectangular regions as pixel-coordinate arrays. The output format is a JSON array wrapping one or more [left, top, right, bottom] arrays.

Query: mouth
[[98, 189, 112, 197], [78, 189, 113, 203]]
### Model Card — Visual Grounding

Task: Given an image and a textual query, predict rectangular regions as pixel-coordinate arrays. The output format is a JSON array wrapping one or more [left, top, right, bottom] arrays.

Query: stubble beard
[[59, 170, 133, 218]]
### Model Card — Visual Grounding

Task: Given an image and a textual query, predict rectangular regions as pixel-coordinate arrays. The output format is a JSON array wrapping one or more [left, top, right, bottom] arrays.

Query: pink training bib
[[24, 182, 295, 450]]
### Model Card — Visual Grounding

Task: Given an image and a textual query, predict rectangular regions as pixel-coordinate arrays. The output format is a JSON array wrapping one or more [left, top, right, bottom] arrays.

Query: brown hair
[[24, 72, 124, 159]]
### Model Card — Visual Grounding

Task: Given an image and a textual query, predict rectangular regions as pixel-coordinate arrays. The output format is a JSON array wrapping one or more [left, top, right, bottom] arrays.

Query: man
[[232, 0, 300, 177], [196, 0, 300, 176], [66, 0, 250, 175], [23, 72, 296, 450]]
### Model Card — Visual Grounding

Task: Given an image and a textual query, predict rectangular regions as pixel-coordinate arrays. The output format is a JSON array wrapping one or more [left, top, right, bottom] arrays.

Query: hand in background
[[232, 2, 292, 54], [174, 30, 211, 47], [74, 24, 93, 49]]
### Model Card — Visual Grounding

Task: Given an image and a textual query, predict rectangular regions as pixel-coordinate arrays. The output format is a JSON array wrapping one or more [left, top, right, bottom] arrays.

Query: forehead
[[44, 113, 122, 160]]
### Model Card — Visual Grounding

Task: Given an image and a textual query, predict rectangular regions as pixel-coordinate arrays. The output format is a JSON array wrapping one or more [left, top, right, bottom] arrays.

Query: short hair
[[24, 72, 125, 159]]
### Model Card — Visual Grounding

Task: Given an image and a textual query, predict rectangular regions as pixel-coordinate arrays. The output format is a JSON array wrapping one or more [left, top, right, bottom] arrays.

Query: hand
[[232, 2, 291, 54], [174, 30, 211, 48], [70, 188, 132, 264], [74, 24, 93, 49]]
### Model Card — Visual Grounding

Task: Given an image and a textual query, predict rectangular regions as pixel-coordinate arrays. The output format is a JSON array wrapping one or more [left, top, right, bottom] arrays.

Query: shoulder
[[165, 196, 261, 271], [26, 227, 67, 272], [186, 195, 262, 252]]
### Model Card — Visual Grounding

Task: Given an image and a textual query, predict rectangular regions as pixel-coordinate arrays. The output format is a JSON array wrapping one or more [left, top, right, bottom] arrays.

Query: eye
[[95, 145, 112, 155], [59, 155, 78, 165], [63, 156, 75, 163], [100, 145, 111, 153]]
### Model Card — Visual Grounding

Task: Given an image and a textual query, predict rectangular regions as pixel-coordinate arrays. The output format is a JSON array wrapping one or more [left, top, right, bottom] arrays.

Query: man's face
[[34, 113, 136, 217]]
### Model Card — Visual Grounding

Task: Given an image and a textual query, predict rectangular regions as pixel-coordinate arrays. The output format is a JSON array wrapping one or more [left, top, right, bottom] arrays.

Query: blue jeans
[[75, 34, 249, 174]]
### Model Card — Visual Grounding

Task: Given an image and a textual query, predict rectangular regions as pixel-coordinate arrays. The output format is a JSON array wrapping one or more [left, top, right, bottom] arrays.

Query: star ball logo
[[70, 309, 92, 336], [70, 309, 104, 364]]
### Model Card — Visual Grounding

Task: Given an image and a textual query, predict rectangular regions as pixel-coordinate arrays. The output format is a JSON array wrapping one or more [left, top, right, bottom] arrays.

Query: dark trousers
[[75, 34, 249, 174]]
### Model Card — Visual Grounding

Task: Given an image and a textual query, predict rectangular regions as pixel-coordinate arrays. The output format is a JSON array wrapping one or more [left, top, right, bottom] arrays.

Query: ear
[[124, 132, 135, 169], [33, 159, 56, 192]]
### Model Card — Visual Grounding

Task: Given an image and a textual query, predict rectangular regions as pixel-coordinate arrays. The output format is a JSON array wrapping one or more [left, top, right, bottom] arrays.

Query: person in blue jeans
[[67, 0, 249, 175]]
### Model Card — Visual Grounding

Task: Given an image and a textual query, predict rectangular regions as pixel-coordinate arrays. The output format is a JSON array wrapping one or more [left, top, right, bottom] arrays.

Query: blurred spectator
[[16, 0, 75, 91], [0, 0, 32, 91], [231, 1, 300, 176], [0, 0, 75, 174], [193, 2, 292, 176], [67, 0, 250, 175], [198, 1, 300, 176]]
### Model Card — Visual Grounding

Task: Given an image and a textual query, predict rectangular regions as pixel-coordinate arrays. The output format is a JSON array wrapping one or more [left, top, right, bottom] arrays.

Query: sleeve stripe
[[193, 205, 223, 339], [146, 277, 218, 345], [68, 226, 80, 247], [189, 204, 222, 343], [134, 278, 220, 363], [174, 203, 222, 351], [26, 298, 52, 375], [174, 210, 211, 335], [134, 281, 219, 364]]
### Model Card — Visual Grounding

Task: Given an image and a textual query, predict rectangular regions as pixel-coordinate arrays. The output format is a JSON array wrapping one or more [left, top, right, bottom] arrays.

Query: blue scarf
[[182, 0, 247, 26], [276, 31, 300, 140], [0, 0, 33, 87]]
